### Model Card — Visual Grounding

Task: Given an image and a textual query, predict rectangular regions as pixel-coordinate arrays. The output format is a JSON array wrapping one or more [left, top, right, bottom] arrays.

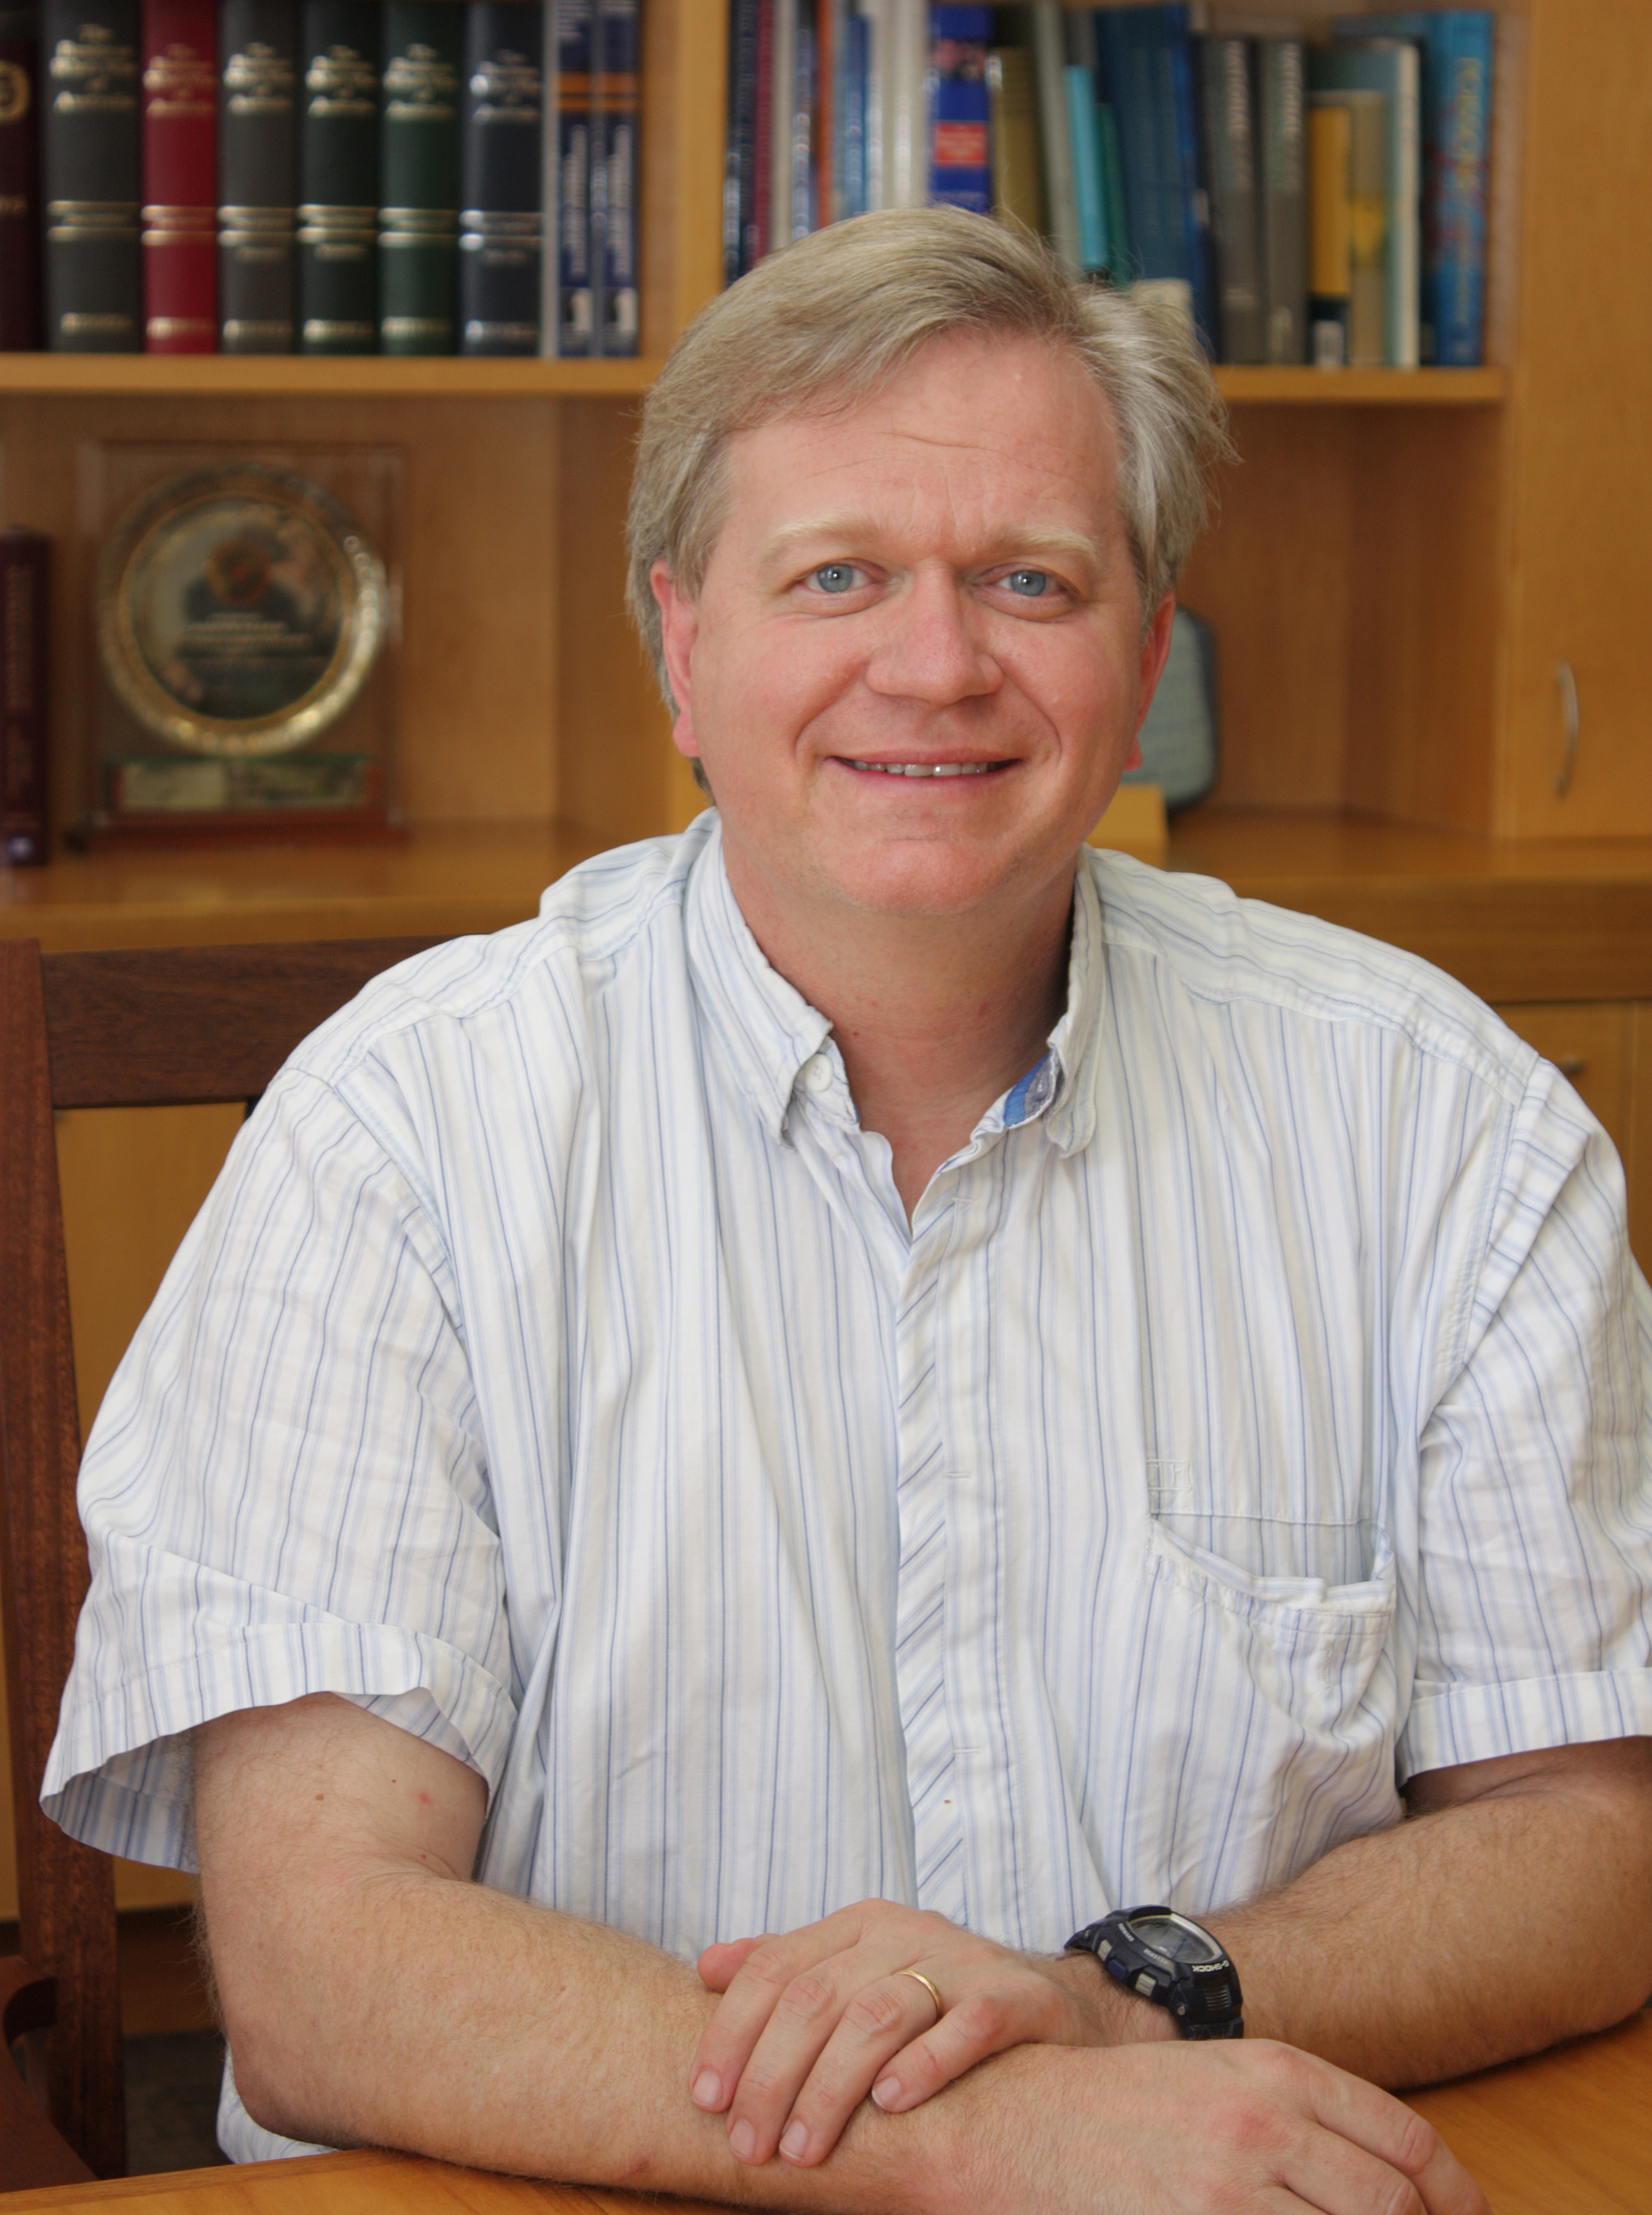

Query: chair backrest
[[0, 935, 444, 2180]]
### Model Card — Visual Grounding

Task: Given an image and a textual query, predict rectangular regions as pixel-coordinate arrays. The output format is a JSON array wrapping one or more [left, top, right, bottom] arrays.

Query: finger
[[864, 1982, 1053, 2116], [743, 1968, 948, 2167], [1296, 2059, 1488, 2215], [697, 1936, 768, 1994], [689, 1916, 869, 2115]]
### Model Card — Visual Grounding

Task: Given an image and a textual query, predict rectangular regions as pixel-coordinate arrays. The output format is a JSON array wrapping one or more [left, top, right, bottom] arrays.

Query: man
[[44, 211, 1652, 2211]]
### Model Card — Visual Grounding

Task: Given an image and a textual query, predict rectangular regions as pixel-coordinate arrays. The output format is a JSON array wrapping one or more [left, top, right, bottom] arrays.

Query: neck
[[721, 837, 1075, 1219]]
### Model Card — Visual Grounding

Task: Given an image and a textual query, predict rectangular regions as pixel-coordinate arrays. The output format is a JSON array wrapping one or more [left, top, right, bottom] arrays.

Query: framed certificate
[[78, 444, 403, 844]]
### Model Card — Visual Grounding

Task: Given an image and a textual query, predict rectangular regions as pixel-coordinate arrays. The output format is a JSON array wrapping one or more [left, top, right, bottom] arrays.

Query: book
[[1160, 5, 1216, 351], [1307, 94, 1349, 367], [1065, 63, 1108, 275], [1093, 6, 1158, 281], [592, 0, 638, 353], [142, 0, 218, 352], [752, 0, 772, 240], [855, 0, 884, 211], [1030, 1, 1078, 271], [1255, 35, 1306, 364], [768, 0, 793, 236], [1198, 35, 1262, 363], [1311, 39, 1419, 367], [1096, 100, 1129, 287], [43, 0, 142, 351], [928, 5, 990, 215], [843, 7, 867, 215], [0, 7, 41, 349], [986, 45, 1044, 238], [219, 0, 297, 354], [380, 0, 462, 354], [1335, 9, 1493, 365], [725, 0, 761, 281], [459, 0, 544, 356], [297, 0, 377, 351], [790, 0, 816, 238], [0, 528, 48, 866], [550, 0, 592, 351]]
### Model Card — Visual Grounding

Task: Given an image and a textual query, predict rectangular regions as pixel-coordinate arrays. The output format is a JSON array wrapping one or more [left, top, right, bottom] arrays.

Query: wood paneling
[[1501, 0, 1652, 838], [1630, 1007, 1652, 1279]]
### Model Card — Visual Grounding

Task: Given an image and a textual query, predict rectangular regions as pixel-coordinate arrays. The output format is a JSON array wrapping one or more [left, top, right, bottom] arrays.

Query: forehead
[[720, 333, 1124, 544]]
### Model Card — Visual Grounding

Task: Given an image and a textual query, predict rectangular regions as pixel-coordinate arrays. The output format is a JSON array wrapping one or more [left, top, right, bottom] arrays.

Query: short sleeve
[[1401, 1061, 1652, 1780], [42, 1065, 518, 1871]]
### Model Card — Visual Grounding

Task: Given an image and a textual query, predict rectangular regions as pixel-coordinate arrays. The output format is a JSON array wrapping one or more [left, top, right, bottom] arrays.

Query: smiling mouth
[[842, 760, 1008, 777]]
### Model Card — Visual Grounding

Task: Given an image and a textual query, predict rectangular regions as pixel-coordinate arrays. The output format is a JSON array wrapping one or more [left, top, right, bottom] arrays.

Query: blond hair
[[625, 207, 1231, 704]]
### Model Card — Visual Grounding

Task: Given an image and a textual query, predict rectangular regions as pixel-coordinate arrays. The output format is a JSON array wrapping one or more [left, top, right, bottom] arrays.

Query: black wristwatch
[[1066, 1907, 1244, 2039]]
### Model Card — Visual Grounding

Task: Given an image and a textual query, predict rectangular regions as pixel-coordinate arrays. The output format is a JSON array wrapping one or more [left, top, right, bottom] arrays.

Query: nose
[[863, 566, 1002, 707]]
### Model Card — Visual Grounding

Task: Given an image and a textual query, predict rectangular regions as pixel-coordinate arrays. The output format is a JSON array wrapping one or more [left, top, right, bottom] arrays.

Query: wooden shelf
[[0, 354, 659, 398], [1213, 366, 1507, 406], [4, 810, 1650, 1004]]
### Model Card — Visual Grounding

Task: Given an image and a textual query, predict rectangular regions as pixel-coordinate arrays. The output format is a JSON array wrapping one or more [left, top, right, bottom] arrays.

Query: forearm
[[1203, 1739, 1652, 2087]]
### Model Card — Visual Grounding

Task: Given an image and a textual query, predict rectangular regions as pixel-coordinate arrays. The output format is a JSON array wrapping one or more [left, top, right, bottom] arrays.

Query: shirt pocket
[[1101, 1518, 1402, 1913]]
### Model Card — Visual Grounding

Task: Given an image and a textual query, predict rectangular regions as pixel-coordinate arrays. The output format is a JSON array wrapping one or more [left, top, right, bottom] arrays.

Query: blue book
[[1065, 64, 1108, 275], [1093, 8, 1161, 280], [928, 5, 990, 214], [551, 0, 593, 355], [1335, 11, 1493, 364], [1160, 5, 1217, 348], [843, 11, 869, 216], [1095, 100, 1131, 286]]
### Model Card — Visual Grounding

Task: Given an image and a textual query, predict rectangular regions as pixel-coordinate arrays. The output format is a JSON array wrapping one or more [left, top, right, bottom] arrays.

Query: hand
[[688, 1897, 1169, 2168], [930, 2038, 1492, 2215]]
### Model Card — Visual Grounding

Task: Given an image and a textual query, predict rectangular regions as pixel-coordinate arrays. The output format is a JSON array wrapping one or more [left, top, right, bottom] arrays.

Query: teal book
[[1096, 101, 1130, 287], [1308, 39, 1419, 367], [1065, 63, 1108, 274]]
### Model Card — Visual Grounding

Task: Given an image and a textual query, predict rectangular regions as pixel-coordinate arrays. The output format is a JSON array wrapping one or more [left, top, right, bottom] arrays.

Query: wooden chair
[[0, 934, 445, 2188]]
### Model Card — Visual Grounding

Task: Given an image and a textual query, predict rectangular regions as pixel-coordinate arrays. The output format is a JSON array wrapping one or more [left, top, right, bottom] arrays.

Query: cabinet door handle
[[1555, 1056, 1588, 1079], [1554, 660, 1580, 796]]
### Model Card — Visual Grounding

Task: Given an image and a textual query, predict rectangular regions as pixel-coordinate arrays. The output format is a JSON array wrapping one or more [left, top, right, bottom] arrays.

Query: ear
[[652, 560, 702, 761], [1131, 594, 1178, 768]]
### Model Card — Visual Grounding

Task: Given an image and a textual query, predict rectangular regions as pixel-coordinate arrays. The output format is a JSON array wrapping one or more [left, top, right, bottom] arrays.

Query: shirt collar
[[682, 815, 1106, 1156]]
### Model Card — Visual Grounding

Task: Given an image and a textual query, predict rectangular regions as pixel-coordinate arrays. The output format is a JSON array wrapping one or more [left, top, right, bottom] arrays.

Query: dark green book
[[380, 0, 461, 353], [298, 0, 379, 351]]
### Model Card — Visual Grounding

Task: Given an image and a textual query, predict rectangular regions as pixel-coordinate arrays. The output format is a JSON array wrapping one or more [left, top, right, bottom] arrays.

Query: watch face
[[1129, 1912, 1223, 1968]]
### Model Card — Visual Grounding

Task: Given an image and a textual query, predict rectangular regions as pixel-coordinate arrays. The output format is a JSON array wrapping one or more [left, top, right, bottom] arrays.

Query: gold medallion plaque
[[96, 465, 389, 758]]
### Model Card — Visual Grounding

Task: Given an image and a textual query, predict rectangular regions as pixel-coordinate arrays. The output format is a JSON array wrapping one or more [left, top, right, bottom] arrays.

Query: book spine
[[829, 0, 851, 224], [790, 0, 814, 239], [842, 7, 866, 216], [297, 0, 377, 350], [768, 0, 793, 236], [380, 0, 461, 354], [1388, 40, 1419, 367], [1030, 1, 1077, 270], [986, 46, 1043, 236], [552, 0, 592, 352], [1308, 95, 1351, 368], [725, 0, 760, 282], [751, 0, 771, 248], [1166, 5, 1216, 343], [592, 0, 636, 353], [43, 0, 142, 350], [219, 0, 296, 353], [1095, 8, 1155, 280], [1065, 63, 1106, 272], [1200, 35, 1262, 363], [0, 9, 41, 347], [1095, 101, 1129, 286], [459, 0, 543, 356], [1434, 14, 1491, 366], [142, 0, 218, 353], [854, 0, 881, 212], [0, 531, 50, 866], [928, 6, 989, 216], [813, 0, 832, 225], [1256, 35, 1306, 364], [884, 0, 922, 209]]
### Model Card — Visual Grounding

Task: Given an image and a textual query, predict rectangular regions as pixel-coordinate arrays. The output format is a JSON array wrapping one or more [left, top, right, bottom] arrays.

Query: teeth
[[850, 761, 996, 776]]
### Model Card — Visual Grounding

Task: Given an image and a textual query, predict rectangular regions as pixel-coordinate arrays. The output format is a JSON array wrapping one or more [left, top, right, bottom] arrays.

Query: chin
[[822, 842, 1049, 918]]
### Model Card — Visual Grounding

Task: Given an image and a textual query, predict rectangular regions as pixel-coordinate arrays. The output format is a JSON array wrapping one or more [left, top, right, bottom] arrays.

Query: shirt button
[[800, 1053, 833, 1094]]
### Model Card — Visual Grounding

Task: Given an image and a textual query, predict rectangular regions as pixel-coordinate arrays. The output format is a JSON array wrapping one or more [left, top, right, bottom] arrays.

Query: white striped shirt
[[44, 811, 1652, 2160]]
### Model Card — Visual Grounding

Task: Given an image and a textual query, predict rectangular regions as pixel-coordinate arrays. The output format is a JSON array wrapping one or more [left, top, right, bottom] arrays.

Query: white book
[[771, 0, 797, 245], [886, 0, 925, 207], [540, 0, 559, 353], [857, 0, 888, 211]]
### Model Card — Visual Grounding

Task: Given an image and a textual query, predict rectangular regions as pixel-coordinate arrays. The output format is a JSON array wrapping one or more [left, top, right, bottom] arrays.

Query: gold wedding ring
[[898, 1968, 943, 2022]]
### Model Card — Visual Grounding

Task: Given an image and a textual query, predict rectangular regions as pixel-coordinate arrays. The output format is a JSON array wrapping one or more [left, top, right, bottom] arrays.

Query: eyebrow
[[757, 515, 1111, 581]]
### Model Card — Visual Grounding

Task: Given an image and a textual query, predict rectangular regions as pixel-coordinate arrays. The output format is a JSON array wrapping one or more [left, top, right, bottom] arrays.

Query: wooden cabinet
[[1493, 1003, 1652, 1272]]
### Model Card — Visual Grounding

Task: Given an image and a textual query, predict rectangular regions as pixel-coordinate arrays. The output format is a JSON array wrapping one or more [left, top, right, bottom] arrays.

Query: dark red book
[[0, 6, 40, 349], [142, 0, 216, 351], [1, 530, 50, 866]]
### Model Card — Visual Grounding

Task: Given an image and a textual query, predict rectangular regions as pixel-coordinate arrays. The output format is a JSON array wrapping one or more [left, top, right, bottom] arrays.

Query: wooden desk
[[5, 2013, 1648, 2215]]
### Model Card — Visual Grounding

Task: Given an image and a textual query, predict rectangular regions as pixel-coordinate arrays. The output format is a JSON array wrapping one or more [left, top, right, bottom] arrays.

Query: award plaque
[[80, 444, 403, 844]]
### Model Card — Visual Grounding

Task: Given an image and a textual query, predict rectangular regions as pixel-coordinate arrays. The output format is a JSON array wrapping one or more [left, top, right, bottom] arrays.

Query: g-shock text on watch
[[1066, 1906, 1244, 2039]]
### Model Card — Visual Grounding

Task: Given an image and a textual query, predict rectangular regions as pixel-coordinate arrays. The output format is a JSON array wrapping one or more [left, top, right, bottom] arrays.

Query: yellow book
[[1308, 98, 1351, 367], [988, 48, 1047, 239]]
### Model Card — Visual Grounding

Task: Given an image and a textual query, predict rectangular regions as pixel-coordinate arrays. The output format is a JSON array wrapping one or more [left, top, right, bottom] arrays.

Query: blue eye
[[810, 563, 862, 594], [1003, 568, 1050, 597]]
